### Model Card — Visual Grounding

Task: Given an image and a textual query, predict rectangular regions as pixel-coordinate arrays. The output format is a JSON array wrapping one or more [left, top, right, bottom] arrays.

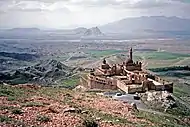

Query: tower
[[126, 48, 133, 65], [129, 48, 133, 60], [103, 58, 106, 64]]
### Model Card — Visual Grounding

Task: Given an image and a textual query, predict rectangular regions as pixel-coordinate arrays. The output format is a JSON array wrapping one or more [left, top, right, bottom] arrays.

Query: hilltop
[[0, 84, 189, 127]]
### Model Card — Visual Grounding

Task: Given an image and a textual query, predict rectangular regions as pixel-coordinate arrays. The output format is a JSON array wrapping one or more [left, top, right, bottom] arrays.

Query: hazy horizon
[[0, 15, 190, 30], [1, 0, 190, 29]]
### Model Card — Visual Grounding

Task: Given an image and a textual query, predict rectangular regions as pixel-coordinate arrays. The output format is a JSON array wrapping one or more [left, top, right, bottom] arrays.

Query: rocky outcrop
[[83, 27, 104, 36], [142, 91, 176, 111]]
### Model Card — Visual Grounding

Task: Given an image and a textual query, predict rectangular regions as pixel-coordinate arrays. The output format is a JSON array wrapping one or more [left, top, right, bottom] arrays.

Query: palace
[[81, 48, 173, 94]]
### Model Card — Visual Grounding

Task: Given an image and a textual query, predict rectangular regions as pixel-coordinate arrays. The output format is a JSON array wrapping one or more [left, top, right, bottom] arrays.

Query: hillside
[[0, 84, 190, 127], [0, 52, 39, 61], [0, 59, 76, 85]]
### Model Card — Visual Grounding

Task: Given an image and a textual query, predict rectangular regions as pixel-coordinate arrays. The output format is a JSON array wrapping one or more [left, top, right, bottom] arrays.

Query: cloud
[[0, 0, 189, 12], [0, 0, 190, 28], [54, 0, 190, 8], [0, 0, 71, 12]]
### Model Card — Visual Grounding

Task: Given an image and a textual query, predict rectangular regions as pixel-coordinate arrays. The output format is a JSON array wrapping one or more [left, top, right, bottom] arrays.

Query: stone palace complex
[[81, 48, 173, 94]]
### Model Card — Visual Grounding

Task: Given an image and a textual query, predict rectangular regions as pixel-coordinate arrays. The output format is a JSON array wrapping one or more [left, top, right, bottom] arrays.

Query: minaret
[[103, 58, 106, 64], [129, 47, 133, 60]]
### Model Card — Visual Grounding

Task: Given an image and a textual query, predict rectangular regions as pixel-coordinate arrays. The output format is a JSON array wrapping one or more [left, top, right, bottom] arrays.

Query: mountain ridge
[[8, 28, 41, 32], [100, 16, 190, 33]]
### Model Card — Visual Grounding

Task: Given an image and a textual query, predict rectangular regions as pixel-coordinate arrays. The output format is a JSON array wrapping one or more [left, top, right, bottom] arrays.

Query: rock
[[48, 106, 61, 113], [131, 103, 138, 111], [63, 108, 82, 113], [183, 117, 190, 125], [144, 91, 177, 111], [115, 119, 120, 122], [73, 85, 87, 91], [95, 117, 101, 121], [96, 93, 104, 96], [147, 92, 155, 101], [3, 83, 9, 86], [81, 110, 89, 114], [45, 104, 64, 113]]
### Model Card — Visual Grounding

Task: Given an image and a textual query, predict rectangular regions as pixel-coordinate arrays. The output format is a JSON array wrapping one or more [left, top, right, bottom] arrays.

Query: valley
[[0, 23, 190, 127]]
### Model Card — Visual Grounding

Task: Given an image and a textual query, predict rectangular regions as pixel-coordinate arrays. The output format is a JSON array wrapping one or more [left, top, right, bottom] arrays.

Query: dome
[[101, 58, 110, 69], [126, 58, 133, 64]]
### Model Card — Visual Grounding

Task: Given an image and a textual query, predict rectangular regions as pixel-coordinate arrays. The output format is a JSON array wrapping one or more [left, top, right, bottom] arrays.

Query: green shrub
[[0, 115, 26, 126], [36, 115, 50, 122], [0, 85, 26, 101], [0, 105, 16, 110], [7, 96, 16, 101], [12, 109, 23, 115], [61, 77, 80, 89], [0, 87, 14, 97], [82, 119, 98, 127], [0, 115, 12, 123]]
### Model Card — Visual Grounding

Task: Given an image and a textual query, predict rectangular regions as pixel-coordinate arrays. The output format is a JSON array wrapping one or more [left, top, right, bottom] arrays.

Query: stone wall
[[128, 86, 143, 94], [87, 74, 117, 90], [116, 80, 129, 93]]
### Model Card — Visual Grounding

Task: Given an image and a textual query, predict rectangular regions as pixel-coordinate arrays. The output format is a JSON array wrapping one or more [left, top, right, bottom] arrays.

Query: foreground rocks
[[141, 91, 176, 111]]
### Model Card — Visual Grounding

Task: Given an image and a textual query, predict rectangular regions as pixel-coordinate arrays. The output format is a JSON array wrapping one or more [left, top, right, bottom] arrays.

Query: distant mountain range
[[2, 27, 104, 39], [3, 16, 190, 34], [8, 28, 41, 32], [49, 27, 104, 36], [1, 16, 190, 39], [100, 16, 190, 33]]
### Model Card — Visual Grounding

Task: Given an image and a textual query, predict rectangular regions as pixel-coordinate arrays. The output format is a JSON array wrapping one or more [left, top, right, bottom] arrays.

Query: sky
[[0, 0, 190, 29]]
